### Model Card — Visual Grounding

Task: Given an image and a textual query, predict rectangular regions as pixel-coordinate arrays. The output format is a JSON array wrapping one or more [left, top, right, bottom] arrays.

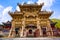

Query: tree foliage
[[51, 19, 60, 28]]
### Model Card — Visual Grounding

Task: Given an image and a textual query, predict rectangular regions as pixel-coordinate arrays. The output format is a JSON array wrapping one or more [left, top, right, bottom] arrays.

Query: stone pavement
[[0, 37, 60, 40]]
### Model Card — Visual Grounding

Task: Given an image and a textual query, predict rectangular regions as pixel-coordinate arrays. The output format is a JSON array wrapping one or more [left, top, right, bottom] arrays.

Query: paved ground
[[0, 38, 60, 40]]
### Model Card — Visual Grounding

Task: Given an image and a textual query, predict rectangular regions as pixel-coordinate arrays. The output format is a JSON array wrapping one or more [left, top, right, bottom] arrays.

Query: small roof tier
[[18, 3, 44, 12], [2, 21, 11, 25], [38, 11, 53, 18], [9, 11, 24, 18]]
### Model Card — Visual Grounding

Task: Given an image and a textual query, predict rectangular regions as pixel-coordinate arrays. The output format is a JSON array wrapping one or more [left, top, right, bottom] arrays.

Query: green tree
[[51, 19, 60, 28]]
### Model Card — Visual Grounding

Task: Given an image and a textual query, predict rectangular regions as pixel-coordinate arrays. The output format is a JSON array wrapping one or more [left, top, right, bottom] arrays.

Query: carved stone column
[[47, 20, 53, 37], [37, 18, 42, 37], [20, 18, 26, 37], [8, 21, 15, 38], [23, 18, 26, 37], [20, 21, 24, 37]]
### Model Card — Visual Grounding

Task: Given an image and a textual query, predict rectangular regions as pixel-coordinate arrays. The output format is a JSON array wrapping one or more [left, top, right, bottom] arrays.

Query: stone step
[[0, 38, 60, 40]]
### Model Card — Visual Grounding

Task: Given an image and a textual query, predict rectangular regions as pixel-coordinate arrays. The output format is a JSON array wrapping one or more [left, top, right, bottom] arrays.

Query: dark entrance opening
[[15, 27, 20, 37], [25, 24, 37, 37], [41, 27, 47, 37], [29, 29, 32, 34], [26, 29, 34, 37]]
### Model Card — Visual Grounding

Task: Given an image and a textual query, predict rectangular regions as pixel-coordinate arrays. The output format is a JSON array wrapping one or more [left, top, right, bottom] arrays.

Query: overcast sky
[[0, 0, 60, 24]]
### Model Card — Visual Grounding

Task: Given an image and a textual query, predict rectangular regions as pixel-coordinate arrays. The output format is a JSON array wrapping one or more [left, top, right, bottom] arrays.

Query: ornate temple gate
[[8, 3, 53, 38]]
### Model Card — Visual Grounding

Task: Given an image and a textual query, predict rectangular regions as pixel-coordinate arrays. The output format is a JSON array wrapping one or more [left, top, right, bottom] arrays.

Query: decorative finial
[[17, 3, 21, 5], [17, 3, 19, 5], [8, 11, 10, 14], [34, 2, 37, 4], [24, 2, 27, 4], [38, 3, 44, 5]]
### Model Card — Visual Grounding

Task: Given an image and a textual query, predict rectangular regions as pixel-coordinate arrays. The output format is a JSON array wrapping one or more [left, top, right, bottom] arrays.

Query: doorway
[[25, 24, 37, 37], [15, 27, 21, 37], [41, 27, 47, 37]]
